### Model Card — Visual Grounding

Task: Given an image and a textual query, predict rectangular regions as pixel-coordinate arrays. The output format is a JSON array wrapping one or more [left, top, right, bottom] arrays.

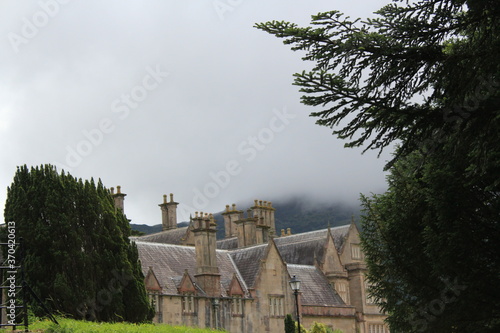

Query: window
[[149, 294, 160, 312], [351, 243, 362, 260], [368, 324, 387, 333], [269, 296, 284, 317], [149, 293, 163, 322], [181, 293, 195, 314], [232, 295, 243, 315], [335, 282, 349, 303]]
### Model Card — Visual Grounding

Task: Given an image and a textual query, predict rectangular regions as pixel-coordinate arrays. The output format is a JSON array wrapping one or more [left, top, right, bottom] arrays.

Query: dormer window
[[351, 243, 362, 260], [231, 295, 243, 315], [181, 292, 195, 314]]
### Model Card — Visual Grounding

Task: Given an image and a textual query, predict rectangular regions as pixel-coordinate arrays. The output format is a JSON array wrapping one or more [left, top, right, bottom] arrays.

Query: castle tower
[[193, 212, 220, 297], [111, 186, 126, 212], [159, 193, 179, 231], [221, 203, 243, 238]]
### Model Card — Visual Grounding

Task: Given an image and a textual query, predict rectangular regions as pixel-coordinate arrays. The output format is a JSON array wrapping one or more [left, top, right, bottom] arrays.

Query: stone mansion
[[111, 187, 388, 333]]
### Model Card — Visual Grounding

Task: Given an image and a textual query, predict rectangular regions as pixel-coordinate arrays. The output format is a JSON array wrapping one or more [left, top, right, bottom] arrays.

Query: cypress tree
[[3, 164, 153, 323], [284, 314, 295, 333]]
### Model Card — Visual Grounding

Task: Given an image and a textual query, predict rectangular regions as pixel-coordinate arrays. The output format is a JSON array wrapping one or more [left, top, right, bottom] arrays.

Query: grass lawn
[[28, 317, 224, 333]]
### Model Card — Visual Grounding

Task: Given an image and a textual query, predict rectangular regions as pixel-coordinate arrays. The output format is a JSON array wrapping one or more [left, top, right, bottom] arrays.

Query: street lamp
[[289, 275, 301, 332]]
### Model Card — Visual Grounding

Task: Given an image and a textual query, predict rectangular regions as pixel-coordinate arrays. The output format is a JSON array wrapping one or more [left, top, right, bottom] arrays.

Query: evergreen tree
[[285, 314, 295, 333], [256, 0, 500, 331], [3, 165, 153, 323]]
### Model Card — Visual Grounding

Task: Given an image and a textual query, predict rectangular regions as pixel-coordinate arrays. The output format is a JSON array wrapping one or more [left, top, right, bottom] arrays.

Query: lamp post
[[289, 275, 301, 332]]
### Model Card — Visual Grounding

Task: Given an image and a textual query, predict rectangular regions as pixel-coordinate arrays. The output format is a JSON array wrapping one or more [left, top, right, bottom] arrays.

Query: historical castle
[[112, 187, 388, 333]]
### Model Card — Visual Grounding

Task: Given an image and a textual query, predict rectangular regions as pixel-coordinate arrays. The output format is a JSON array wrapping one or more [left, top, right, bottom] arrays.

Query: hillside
[[131, 199, 361, 238]]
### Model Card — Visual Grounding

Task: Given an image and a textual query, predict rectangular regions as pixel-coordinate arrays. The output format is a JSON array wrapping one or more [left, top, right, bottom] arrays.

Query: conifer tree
[[3, 164, 153, 323], [284, 314, 295, 333]]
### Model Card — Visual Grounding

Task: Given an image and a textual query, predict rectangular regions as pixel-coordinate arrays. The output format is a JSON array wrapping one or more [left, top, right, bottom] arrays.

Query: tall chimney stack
[[193, 213, 220, 297], [235, 209, 258, 247], [221, 203, 243, 238], [159, 193, 179, 231], [111, 186, 126, 212]]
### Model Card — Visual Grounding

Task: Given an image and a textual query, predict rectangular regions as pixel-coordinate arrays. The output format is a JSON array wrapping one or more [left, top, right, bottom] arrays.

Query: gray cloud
[[1, 0, 390, 225]]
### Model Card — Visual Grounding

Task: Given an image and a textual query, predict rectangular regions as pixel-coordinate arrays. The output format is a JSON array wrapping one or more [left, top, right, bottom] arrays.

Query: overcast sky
[[1, 0, 392, 226]]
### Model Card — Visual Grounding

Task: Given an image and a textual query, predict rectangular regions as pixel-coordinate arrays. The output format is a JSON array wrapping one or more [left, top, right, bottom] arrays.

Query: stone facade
[[125, 190, 388, 333]]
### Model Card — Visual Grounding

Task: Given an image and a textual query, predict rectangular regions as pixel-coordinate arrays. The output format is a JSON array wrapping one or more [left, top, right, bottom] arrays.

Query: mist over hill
[[131, 198, 361, 239]]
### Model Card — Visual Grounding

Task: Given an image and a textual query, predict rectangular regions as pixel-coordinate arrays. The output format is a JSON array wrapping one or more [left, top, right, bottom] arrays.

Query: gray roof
[[229, 243, 268, 288], [276, 239, 325, 266], [135, 226, 189, 245], [135, 241, 247, 297], [216, 236, 238, 250], [274, 225, 350, 265], [287, 264, 346, 306]]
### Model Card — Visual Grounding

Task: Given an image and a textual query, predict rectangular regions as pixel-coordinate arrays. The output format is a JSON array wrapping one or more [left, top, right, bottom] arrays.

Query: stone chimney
[[159, 193, 179, 231], [193, 212, 220, 297], [221, 203, 243, 238], [267, 201, 276, 235], [235, 209, 258, 247], [111, 186, 126, 212]]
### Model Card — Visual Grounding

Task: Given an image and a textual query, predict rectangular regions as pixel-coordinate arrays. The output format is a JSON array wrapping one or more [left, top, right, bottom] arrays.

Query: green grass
[[29, 317, 224, 333]]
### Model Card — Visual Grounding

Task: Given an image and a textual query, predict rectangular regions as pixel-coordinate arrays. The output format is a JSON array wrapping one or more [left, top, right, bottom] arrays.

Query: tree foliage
[[255, 0, 500, 167], [257, 0, 500, 331], [361, 144, 500, 332], [285, 314, 295, 333], [309, 322, 342, 333], [3, 165, 153, 323]]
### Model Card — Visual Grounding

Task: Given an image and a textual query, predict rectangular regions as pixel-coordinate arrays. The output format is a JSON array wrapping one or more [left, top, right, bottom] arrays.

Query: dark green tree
[[256, 0, 500, 331], [3, 165, 153, 323], [361, 142, 500, 332], [285, 314, 295, 333]]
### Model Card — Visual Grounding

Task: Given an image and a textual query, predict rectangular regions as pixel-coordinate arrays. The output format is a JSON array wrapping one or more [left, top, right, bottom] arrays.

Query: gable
[[339, 223, 363, 265], [144, 267, 162, 292], [253, 239, 289, 291], [227, 273, 245, 296], [178, 269, 196, 294], [322, 229, 346, 274]]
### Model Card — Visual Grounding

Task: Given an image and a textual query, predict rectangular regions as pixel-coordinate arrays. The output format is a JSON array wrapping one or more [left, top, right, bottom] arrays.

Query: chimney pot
[[110, 187, 114, 194], [163, 194, 167, 204], [170, 193, 174, 202], [117, 185, 121, 194]]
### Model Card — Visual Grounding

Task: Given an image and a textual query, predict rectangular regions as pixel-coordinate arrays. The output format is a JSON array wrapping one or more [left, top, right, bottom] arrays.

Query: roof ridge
[[278, 224, 350, 238], [137, 226, 189, 238], [134, 241, 194, 250]]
